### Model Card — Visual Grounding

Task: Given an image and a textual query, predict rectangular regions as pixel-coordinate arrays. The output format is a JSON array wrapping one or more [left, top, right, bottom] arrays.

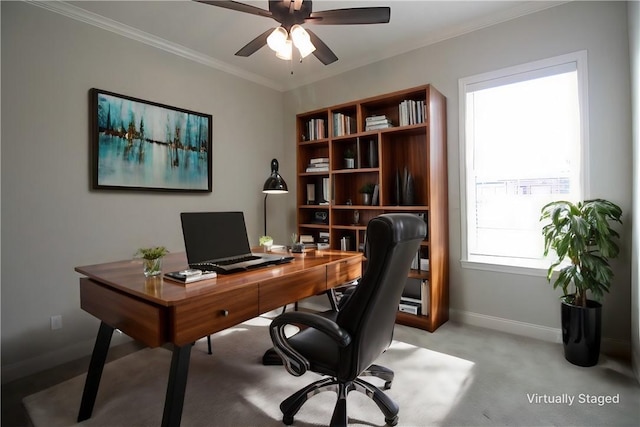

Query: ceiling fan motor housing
[[269, 0, 313, 30]]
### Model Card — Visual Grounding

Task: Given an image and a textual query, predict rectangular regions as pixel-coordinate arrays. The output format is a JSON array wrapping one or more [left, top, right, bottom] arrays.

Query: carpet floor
[[23, 317, 473, 426], [22, 316, 640, 426]]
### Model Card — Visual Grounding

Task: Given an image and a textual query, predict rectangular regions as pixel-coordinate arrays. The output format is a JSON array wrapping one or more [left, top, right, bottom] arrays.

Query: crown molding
[[25, 0, 285, 91]]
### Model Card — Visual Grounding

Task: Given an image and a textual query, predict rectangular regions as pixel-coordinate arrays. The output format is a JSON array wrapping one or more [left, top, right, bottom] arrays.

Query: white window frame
[[458, 51, 590, 275]]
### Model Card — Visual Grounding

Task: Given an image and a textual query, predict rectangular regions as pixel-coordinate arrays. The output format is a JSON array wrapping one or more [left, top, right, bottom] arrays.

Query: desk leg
[[78, 321, 114, 422], [161, 344, 192, 427]]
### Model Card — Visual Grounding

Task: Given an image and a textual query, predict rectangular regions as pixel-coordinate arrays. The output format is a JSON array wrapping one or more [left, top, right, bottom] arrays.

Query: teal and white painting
[[91, 89, 212, 192]]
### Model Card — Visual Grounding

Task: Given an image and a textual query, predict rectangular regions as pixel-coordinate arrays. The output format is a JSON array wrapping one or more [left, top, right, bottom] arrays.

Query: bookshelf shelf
[[296, 84, 449, 332]]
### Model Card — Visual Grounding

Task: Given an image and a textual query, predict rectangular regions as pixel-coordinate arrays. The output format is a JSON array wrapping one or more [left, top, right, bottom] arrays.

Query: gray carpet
[[23, 317, 640, 426], [23, 317, 473, 426]]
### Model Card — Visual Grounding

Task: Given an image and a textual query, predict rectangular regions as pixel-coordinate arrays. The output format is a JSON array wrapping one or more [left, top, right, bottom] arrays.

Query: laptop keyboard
[[215, 255, 260, 266], [193, 255, 260, 269]]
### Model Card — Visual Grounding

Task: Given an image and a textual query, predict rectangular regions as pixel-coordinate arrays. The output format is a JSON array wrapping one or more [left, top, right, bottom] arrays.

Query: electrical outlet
[[50, 315, 63, 330]]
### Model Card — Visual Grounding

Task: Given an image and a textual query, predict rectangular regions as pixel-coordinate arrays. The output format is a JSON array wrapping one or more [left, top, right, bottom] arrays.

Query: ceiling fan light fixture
[[297, 41, 316, 59], [290, 24, 316, 58], [275, 39, 293, 60], [267, 27, 288, 52]]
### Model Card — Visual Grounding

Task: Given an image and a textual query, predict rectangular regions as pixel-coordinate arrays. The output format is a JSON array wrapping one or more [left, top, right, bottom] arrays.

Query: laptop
[[180, 211, 293, 274]]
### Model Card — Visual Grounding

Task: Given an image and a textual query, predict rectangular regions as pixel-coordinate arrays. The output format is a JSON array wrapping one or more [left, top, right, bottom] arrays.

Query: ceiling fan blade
[[235, 28, 275, 57], [306, 29, 338, 65], [307, 7, 390, 25], [195, 1, 273, 19]]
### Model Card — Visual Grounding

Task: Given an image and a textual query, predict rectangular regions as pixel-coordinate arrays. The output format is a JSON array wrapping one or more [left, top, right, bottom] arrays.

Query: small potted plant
[[344, 148, 355, 169], [359, 183, 375, 205], [259, 235, 274, 252], [135, 246, 169, 277], [540, 198, 622, 366]]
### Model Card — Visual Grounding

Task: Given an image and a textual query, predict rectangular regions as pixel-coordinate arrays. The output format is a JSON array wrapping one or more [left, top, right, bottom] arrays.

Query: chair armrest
[[269, 312, 352, 376]]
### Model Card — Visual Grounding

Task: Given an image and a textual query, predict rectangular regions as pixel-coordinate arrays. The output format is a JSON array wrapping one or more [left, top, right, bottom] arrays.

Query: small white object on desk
[[165, 269, 217, 285]]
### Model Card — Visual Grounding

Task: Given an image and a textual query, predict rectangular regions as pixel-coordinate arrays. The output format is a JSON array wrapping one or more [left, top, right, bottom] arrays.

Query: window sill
[[460, 257, 549, 277]]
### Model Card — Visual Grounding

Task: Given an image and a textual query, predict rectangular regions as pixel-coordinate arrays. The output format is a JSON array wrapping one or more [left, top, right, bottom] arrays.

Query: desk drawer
[[80, 278, 166, 347], [172, 285, 259, 346], [327, 257, 362, 288], [260, 267, 326, 313]]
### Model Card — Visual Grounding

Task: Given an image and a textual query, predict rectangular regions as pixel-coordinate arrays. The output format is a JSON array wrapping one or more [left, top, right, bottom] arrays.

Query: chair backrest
[[335, 213, 426, 380]]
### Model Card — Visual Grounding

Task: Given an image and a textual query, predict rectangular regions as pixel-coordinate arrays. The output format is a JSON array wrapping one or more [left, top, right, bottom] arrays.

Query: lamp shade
[[275, 39, 293, 60], [291, 24, 316, 58], [263, 158, 288, 194], [267, 27, 288, 52]]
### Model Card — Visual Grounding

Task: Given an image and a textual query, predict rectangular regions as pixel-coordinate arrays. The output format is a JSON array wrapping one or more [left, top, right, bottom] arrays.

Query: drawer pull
[[221, 309, 229, 317]]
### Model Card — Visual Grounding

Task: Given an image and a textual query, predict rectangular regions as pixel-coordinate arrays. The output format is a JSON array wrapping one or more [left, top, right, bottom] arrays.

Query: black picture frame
[[90, 88, 213, 192]]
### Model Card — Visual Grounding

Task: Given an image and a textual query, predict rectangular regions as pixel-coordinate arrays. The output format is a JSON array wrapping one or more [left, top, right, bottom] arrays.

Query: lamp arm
[[263, 193, 269, 236]]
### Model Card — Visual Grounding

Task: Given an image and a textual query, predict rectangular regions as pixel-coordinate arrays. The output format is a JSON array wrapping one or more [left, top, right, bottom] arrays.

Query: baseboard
[[450, 309, 562, 343], [1, 332, 131, 384], [450, 309, 631, 359]]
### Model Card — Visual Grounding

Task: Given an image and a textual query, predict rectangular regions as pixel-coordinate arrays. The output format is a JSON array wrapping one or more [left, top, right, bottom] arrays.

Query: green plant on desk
[[134, 246, 169, 277]]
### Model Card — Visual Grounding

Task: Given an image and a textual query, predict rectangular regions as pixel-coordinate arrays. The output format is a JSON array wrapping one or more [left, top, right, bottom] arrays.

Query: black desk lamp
[[262, 158, 288, 236]]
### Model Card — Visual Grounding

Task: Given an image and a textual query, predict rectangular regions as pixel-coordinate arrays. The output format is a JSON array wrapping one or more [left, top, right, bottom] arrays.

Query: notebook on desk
[[180, 211, 293, 274]]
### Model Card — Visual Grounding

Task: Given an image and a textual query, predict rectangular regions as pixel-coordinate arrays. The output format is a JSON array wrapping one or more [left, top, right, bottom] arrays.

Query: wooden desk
[[75, 250, 362, 427]]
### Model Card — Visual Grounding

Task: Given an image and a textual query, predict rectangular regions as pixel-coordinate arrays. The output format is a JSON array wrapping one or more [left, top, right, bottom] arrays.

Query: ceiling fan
[[195, 0, 391, 65]]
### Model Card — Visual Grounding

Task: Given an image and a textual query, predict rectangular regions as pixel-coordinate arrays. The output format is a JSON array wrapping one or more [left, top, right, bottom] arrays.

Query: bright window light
[[459, 51, 588, 271]]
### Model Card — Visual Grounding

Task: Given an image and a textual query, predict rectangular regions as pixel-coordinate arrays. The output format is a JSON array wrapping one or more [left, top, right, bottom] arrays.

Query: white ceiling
[[39, 1, 565, 91]]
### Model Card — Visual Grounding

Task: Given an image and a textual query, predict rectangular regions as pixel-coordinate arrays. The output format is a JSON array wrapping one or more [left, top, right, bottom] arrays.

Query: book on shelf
[[399, 99, 426, 126], [305, 118, 326, 140], [399, 298, 422, 315], [365, 114, 387, 123], [365, 115, 393, 131], [164, 269, 217, 285], [300, 234, 314, 244], [333, 112, 355, 137], [309, 157, 329, 164], [366, 122, 393, 131], [306, 165, 329, 172], [317, 231, 330, 244]]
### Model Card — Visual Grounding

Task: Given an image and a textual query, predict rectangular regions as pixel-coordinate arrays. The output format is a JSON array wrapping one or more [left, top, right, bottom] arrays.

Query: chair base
[[280, 372, 398, 427]]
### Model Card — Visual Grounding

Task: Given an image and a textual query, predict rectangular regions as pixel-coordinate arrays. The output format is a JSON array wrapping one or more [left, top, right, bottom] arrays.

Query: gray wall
[[285, 1, 633, 351], [628, 0, 640, 383], [1, 1, 289, 382]]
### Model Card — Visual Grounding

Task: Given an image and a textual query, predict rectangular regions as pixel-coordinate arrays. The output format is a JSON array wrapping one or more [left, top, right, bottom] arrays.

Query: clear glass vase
[[143, 257, 163, 277]]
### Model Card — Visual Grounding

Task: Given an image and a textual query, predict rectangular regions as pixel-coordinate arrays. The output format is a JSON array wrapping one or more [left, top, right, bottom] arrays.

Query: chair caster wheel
[[283, 415, 294, 425], [385, 415, 398, 426]]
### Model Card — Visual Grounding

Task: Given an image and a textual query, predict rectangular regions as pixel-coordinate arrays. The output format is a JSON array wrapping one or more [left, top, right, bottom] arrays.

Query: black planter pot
[[561, 298, 602, 367]]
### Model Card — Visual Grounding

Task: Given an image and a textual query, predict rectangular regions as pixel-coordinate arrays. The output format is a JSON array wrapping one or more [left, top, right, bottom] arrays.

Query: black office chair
[[269, 213, 426, 426]]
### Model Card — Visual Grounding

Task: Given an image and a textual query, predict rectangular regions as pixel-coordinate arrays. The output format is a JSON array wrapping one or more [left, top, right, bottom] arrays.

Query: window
[[459, 51, 588, 272]]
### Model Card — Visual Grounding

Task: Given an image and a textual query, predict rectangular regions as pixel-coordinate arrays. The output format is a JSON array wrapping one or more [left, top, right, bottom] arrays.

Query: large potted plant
[[540, 199, 622, 366]]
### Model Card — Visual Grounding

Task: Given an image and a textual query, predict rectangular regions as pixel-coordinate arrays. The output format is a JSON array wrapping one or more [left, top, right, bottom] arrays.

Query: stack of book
[[305, 157, 329, 172], [164, 269, 217, 286], [333, 113, 356, 137], [306, 118, 326, 140], [399, 99, 426, 126], [318, 231, 330, 245], [300, 234, 316, 248], [365, 115, 393, 131]]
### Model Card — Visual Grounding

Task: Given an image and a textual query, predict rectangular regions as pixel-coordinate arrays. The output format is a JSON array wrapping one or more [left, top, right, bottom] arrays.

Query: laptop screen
[[180, 212, 252, 263]]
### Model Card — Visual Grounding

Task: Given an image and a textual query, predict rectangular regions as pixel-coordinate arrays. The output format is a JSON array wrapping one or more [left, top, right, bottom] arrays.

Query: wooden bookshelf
[[296, 85, 449, 332]]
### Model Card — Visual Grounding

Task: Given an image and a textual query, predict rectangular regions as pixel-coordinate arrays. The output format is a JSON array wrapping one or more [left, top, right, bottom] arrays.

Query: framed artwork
[[90, 88, 213, 192]]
